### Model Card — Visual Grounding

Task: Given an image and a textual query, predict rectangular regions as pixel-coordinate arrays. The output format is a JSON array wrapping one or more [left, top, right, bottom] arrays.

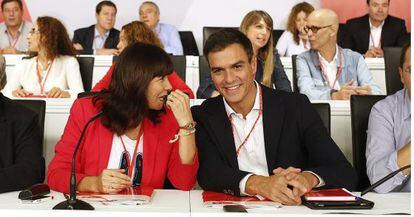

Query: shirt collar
[[94, 27, 110, 38], [317, 45, 339, 65], [402, 88, 411, 120], [223, 81, 261, 118], [369, 18, 385, 30], [4, 22, 24, 34]]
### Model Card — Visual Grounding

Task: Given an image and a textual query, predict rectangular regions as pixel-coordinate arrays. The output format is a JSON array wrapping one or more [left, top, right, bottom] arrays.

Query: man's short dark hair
[[367, 0, 390, 5], [1, 0, 23, 11], [203, 29, 254, 64], [96, 1, 117, 14], [399, 42, 410, 68]]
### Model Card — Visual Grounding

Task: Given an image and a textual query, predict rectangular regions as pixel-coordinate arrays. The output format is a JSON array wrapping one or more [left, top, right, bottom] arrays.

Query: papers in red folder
[[78, 186, 154, 206], [303, 188, 356, 201], [202, 191, 281, 208]]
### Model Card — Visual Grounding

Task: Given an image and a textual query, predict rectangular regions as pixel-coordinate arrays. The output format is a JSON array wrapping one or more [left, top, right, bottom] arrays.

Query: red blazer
[[92, 65, 195, 99], [47, 97, 198, 193]]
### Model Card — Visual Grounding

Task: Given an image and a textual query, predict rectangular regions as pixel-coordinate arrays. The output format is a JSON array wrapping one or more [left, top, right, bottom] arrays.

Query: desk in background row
[[3, 55, 386, 98]]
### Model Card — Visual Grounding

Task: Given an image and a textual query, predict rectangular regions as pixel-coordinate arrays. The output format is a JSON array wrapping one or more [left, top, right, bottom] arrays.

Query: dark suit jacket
[[0, 94, 45, 193], [72, 25, 120, 55], [343, 14, 409, 55], [192, 85, 357, 196]]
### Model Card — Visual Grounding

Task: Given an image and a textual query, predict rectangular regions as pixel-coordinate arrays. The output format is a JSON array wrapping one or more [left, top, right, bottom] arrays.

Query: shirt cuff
[[93, 49, 96, 55], [239, 174, 254, 196], [303, 171, 325, 188]]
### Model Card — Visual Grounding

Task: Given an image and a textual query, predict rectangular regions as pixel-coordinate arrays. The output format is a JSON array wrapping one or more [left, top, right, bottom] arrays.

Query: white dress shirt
[[224, 82, 324, 195], [369, 19, 384, 49], [0, 21, 32, 52], [317, 46, 341, 90], [223, 82, 268, 195], [276, 30, 310, 57], [2, 55, 84, 98]]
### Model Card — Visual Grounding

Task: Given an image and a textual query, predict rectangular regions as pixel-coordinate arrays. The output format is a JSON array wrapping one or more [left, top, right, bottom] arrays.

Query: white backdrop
[[25, 0, 320, 53]]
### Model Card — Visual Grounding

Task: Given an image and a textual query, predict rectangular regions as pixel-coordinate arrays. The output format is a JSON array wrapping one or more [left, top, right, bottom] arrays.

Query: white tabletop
[[0, 189, 190, 217], [189, 190, 411, 217]]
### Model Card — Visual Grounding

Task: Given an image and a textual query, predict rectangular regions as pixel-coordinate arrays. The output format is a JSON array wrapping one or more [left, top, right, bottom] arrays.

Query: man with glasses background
[[0, 0, 31, 54], [296, 9, 382, 100]]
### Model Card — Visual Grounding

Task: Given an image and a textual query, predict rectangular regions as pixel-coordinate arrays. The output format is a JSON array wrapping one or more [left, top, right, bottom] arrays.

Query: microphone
[[361, 165, 411, 196], [53, 111, 103, 210]]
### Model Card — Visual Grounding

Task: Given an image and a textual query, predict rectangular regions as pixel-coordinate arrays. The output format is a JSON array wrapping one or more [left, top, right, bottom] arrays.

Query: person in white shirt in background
[[0, 0, 32, 54], [276, 2, 314, 57], [2, 16, 84, 98]]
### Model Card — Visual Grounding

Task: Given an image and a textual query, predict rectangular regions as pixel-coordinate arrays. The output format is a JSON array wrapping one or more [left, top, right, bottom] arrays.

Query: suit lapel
[[261, 86, 284, 173], [362, 15, 371, 52], [87, 25, 95, 51], [0, 98, 7, 167], [206, 97, 238, 169], [381, 16, 391, 47]]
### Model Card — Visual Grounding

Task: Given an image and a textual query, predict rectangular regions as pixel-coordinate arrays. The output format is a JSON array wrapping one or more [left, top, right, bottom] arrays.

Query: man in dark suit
[[0, 56, 45, 193], [192, 29, 356, 205], [72, 1, 119, 55], [343, 0, 409, 57]]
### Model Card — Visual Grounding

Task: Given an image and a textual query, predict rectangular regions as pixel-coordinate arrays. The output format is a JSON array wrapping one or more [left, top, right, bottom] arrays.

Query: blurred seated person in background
[[343, 0, 409, 58], [0, 0, 31, 54], [197, 10, 291, 98], [366, 42, 411, 193], [276, 2, 314, 57], [139, 1, 183, 55], [0, 55, 45, 193], [92, 21, 194, 98], [2, 16, 84, 98], [47, 42, 198, 193], [296, 9, 382, 100], [72, 1, 119, 55], [193, 29, 356, 205]]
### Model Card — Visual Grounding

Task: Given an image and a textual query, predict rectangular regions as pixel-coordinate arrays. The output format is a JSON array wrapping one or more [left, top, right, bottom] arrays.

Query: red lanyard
[[369, 31, 381, 49], [228, 86, 263, 156], [36, 58, 54, 95], [119, 128, 143, 179], [7, 31, 20, 48], [317, 47, 343, 90]]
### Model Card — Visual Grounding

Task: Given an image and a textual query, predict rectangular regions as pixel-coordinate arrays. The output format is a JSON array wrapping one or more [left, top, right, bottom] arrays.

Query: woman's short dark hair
[[94, 42, 173, 135]]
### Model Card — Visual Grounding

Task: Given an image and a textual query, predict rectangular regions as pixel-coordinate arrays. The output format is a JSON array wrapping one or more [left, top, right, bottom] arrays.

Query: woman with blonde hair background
[[197, 10, 291, 98], [276, 2, 315, 57]]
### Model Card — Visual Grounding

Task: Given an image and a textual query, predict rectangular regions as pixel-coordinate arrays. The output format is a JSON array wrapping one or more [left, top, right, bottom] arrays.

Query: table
[[0, 190, 190, 217], [0, 190, 409, 217], [190, 190, 411, 216]]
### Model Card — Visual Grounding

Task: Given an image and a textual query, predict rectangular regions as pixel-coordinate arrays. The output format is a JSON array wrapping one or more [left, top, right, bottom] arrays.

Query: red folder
[[78, 186, 154, 205], [303, 188, 356, 201], [202, 191, 281, 208]]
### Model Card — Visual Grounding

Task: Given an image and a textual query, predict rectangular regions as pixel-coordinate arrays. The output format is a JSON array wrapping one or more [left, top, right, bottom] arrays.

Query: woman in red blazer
[[92, 21, 194, 99], [47, 42, 198, 193]]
